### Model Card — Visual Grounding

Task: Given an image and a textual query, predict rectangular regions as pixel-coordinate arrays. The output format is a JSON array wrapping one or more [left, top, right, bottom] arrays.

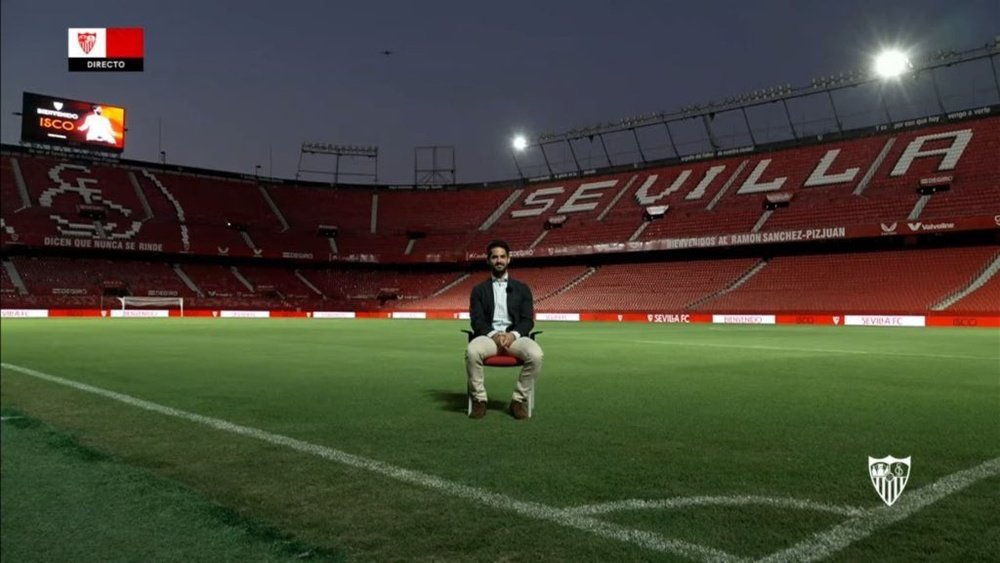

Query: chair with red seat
[[462, 329, 542, 418]]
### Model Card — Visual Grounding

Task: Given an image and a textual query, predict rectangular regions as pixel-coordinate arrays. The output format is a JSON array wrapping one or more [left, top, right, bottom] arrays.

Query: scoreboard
[[21, 91, 126, 152]]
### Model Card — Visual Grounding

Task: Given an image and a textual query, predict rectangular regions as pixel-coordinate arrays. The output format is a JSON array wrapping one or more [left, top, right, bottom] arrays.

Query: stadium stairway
[[141, 170, 191, 251], [230, 267, 255, 292], [852, 138, 895, 196], [172, 264, 204, 297], [478, 189, 524, 232], [293, 269, 325, 297], [126, 171, 155, 220], [932, 250, 1000, 311], [686, 258, 770, 310], [431, 272, 471, 298], [2, 259, 29, 295], [537, 266, 598, 303], [239, 230, 260, 254], [595, 174, 640, 222], [7, 157, 32, 209], [257, 185, 290, 231]]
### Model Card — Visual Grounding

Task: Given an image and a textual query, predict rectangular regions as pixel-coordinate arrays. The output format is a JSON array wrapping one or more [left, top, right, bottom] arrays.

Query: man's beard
[[491, 263, 507, 277]]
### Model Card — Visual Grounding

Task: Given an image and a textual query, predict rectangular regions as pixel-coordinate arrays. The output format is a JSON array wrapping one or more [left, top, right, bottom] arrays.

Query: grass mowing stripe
[[558, 335, 999, 361], [0, 410, 346, 563], [758, 456, 1000, 563], [0, 361, 740, 563]]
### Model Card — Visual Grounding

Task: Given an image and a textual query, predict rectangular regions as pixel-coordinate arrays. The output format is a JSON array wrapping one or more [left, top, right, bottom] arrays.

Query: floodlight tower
[[510, 134, 528, 179], [873, 49, 912, 79]]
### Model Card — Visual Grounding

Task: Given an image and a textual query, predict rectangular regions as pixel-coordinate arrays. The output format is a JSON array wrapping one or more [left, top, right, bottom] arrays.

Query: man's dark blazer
[[469, 276, 535, 338]]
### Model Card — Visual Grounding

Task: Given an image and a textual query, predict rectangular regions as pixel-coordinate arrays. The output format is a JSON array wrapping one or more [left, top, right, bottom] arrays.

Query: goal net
[[117, 296, 184, 316]]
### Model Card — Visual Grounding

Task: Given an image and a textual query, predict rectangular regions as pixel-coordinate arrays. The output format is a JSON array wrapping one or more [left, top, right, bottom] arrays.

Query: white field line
[[757, 456, 1000, 563], [557, 335, 998, 361], [5, 361, 996, 562], [0, 362, 738, 563], [568, 496, 865, 517]]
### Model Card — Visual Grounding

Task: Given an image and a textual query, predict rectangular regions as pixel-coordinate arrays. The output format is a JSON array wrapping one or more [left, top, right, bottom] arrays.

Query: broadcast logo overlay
[[68, 27, 144, 72]]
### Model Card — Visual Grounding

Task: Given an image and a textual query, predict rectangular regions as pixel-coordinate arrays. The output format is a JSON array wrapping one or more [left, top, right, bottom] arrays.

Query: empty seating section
[[533, 173, 642, 249], [744, 137, 904, 231], [2, 115, 998, 314], [134, 169, 180, 219], [702, 247, 997, 313], [0, 261, 17, 295], [300, 268, 455, 300], [397, 272, 480, 310], [106, 261, 196, 297], [267, 185, 372, 231], [948, 270, 1000, 313], [15, 158, 142, 224], [465, 224, 544, 259], [179, 263, 250, 297], [1, 157, 25, 213], [377, 188, 512, 253], [155, 173, 276, 228], [541, 259, 758, 312], [916, 117, 1000, 220], [233, 265, 317, 300], [397, 265, 588, 310], [10, 256, 106, 308], [185, 223, 254, 256], [624, 158, 761, 240]]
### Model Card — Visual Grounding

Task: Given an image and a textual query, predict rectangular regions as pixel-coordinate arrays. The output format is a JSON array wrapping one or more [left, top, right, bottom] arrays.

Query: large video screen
[[21, 92, 126, 152]]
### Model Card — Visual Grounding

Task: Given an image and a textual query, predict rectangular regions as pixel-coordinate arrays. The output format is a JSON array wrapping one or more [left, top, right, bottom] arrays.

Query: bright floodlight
[[874, 49, 911, 78], [512, 135, 528, 151]]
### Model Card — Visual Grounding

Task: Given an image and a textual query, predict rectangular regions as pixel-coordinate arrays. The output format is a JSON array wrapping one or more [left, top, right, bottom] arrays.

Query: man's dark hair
[[486, 240, 510, 256]]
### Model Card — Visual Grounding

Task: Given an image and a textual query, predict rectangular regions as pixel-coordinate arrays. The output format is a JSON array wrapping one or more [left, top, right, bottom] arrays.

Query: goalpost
[[117, 296, 185, 317]]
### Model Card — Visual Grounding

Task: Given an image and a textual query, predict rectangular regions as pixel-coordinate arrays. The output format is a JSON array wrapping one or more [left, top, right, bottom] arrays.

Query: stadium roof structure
[[513, 41, 999, 181]]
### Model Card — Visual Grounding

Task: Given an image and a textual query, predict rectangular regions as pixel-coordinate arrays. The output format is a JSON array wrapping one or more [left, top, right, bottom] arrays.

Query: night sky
[[1, 0, 996, 184]]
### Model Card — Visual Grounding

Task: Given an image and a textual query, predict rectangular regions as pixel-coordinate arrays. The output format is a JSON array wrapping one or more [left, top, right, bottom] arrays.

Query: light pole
[[511, 135, 528, 180]]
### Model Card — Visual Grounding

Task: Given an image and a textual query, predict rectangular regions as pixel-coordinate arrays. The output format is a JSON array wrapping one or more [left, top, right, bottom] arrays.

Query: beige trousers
[[465, 335, 544, 403]]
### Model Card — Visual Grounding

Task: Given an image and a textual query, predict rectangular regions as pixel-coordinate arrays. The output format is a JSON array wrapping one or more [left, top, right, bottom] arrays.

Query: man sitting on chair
[[466, 240, 544, 420]]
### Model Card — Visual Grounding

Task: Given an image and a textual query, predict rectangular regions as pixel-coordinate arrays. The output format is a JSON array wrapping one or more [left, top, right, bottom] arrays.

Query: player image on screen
[[77, 105, 119, 144], [20, 91, 127, 152]]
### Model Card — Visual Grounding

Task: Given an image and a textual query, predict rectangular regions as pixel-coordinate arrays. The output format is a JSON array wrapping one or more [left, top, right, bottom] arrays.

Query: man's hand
[[498, 332, 516, 349]]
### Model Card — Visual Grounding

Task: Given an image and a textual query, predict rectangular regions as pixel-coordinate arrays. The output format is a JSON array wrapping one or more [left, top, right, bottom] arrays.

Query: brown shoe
[[469, 400, 487, 419], [509, 400, 529, 420]]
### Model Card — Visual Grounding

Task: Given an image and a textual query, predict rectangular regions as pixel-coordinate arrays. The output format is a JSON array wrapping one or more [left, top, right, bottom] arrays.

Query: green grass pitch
[[2, 319, 997, 561]]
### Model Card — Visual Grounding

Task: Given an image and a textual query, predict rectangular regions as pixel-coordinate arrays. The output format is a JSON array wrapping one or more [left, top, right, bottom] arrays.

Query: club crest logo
[[868, 455, 911, 506], [78, 32, 97, 54]]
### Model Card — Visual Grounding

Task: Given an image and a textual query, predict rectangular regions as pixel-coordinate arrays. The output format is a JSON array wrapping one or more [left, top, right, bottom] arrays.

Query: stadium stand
[[945, 270, 1000, 312], [402, 265, 590, 310], [1, 113, 998, 316], [700, 247, 999, 314], [539, 259, 760, 312]]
